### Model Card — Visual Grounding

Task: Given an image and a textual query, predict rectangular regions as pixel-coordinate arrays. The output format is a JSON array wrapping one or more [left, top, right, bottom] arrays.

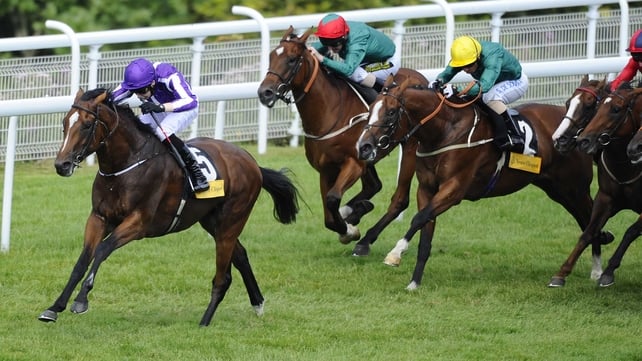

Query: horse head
[[357, 76, 421, 162], [553, 74, 608, 154], [576, 83, 642, 155], [55, 88, 119, 176], [257, 26, 315, 107]]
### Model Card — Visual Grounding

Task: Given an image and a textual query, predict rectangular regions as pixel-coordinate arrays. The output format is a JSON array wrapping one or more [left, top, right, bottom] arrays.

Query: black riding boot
[[490, 110, 523, 151], [164, 134, 210, 193]]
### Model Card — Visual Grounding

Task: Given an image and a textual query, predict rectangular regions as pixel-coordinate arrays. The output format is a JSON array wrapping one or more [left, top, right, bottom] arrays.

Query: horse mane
[[82, 87, 154, 135]]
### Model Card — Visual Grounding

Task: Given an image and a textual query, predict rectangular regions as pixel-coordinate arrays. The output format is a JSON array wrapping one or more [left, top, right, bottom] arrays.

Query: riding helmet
[[449, 36, 482, 68], [122, 58, 156, 90]]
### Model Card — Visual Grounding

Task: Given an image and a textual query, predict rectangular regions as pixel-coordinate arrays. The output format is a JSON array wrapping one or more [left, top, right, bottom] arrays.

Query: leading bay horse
[[38, 88, 299, 326], [357, 77, 610, 290], [574, 83, 642, 287], [257, 26, 428, 256]]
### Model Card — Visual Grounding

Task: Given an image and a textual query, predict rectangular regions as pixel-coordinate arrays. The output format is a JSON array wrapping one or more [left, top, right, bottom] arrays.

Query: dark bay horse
[[257, 26, 428, 256], [574, 84, 642, 287], [357, 77, 609, 290], [552, 75, 608, 154], [38, 88, 299, 326]]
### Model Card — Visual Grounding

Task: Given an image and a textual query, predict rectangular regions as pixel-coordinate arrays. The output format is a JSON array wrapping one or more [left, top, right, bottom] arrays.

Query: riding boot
[[502, 110, 524, 151], [489, 110, 523, 151], [164, 134, 210, 193]]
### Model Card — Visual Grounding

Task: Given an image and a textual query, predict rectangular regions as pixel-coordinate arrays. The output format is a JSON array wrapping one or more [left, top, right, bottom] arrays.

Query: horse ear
[[598, 76, 608, 90], [94, 91, 108, 104], [301, 27, 314, 43], [283, 26, 294, 41], [399, 78, 412, 93], [580, 74, 589, 85], [74, 88, 84, 101], [383, 75, 395, 88]]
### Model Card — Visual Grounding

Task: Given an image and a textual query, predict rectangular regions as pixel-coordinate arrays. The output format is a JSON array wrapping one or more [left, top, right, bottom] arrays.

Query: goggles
[[632, 53, 642, 62], [132, 86, 151, 95], [319, 37, 344, 48]]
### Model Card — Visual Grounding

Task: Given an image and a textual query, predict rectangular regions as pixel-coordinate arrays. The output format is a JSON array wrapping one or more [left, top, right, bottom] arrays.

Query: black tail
[[260, 167, 300, 224]]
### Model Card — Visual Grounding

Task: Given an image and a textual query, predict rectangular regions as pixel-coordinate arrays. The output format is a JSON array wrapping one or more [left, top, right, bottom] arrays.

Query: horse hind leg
[[232, 240, 264, 315], [199, 212, 254, 327]]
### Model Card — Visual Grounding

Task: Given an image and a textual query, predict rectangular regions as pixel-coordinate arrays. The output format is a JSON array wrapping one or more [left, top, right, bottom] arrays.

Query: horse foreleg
[[343, 164, 381, 225], [354, 143, 415, 256], [38, 213, 106, 323], [598, 217, 642, 287], [231, 240, 264, 316], [70, 232, 121, 314], [320, 161, 362, 243]]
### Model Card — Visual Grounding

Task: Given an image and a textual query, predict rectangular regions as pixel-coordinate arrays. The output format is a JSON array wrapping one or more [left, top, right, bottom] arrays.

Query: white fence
[[1, 0, 641, 251]]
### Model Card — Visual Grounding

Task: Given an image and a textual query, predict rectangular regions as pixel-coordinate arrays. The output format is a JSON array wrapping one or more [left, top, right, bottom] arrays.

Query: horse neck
[[404, 90, 481, 145], [95, 110, 160, 173], [293, 56, 365, 133]]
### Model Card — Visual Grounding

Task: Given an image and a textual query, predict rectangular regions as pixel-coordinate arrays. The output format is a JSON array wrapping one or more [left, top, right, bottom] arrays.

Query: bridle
[[68, 101, 118, 166], [594, 90, 637, 146], [563, 86, 603, 130], [265, 40, 319, 105]]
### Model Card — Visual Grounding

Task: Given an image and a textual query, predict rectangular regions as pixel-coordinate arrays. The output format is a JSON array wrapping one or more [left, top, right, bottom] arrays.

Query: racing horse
[[38, 88, 300, 326], [575, 83, 642, 287], [552, 74, 608, 154], [257, 26, 428, 255], [357, 76, 610, 290]]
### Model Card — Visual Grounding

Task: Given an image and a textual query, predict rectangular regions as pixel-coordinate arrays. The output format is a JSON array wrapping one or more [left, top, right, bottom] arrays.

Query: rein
[[402, 81, 482, 144]]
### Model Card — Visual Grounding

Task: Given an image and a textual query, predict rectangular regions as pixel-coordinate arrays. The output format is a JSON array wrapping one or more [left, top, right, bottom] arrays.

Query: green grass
[[1, 144, 641, 361]]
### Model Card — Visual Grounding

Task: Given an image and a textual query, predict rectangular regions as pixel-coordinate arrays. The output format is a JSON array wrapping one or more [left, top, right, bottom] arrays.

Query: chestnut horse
[[38, 88, 299, 326], [357, 77, 610, 290], [258, 26, 428, 256], [575, 83, 642, 287], [552, 75, 608, 154]]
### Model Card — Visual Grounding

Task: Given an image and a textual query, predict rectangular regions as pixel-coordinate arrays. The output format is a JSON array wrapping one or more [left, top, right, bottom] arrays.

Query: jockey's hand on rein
[[140, 102, 165, 114], [442, 83, 457, 98], [429, 79, 443, 90]]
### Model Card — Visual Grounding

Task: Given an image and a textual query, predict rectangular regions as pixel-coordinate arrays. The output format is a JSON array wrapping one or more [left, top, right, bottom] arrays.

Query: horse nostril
[[358, 143, 373, 160]]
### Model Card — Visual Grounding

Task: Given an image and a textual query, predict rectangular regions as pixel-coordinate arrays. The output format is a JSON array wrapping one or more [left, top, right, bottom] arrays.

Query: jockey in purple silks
[[111, 58, 209, 193]]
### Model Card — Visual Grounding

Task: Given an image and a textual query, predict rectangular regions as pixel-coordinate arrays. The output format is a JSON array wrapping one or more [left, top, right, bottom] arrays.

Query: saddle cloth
[[187, 145, 224, 199], [507, 108, 538, 156]]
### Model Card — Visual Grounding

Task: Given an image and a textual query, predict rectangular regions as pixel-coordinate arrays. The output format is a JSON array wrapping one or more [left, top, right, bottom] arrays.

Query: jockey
[[431, 36, 529, 151], [609, 29, 642, 92], [307, 13, 400, 91], [111, 58, 209, 193]]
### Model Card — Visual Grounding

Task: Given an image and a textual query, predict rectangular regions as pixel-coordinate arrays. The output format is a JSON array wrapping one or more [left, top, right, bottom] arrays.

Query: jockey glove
[[429, 79, 443, 90], [141, 102, 165, 114]]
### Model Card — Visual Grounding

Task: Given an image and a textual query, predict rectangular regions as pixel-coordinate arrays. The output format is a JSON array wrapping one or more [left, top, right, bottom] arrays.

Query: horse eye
[[287, 56, 298, 65], [611, 106, 621, 113]]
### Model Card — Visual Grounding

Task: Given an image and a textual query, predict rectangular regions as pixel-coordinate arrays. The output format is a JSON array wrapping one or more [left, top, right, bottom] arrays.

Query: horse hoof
[[70, 301, 89, 314], [339, 224, 360, 244], [351, 244, 370, 257], [383, 254, 401, 267], [547, 277, 565, 288], [253, 302, 265, 316], [406, 281, 419, 291], [598, 274, 614, 287], [38, 310, 58, 323]]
